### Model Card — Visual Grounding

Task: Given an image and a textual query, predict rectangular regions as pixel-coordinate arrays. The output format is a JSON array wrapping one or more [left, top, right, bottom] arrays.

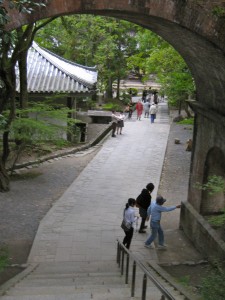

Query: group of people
[[111, 111, 126, 137], [122, 182, 181, 250], [135, 100, 158, 123], [111, 98, 158, 138]]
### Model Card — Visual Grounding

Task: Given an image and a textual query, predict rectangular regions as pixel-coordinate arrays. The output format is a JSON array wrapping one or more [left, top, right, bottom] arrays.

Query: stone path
[[0, 102, 204, 300], [27, 102, 203, 266]]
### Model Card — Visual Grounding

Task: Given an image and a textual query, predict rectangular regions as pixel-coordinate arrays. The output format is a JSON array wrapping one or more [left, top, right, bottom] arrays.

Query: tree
[[127, 29, 195, 115], [0, 0, 49, 191], [146, 44, 195, 115], [35, 15, 138, 98]]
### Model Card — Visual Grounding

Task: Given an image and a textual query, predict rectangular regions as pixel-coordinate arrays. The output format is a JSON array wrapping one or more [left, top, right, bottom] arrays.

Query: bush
[[0, 247, 8, 272], [177, 117, 194, 125], [201, 266, 225, 300], [208, 209, 225, 227], [127, 88, 138, 96], [102, 103, 123, 111], [120, 92, 131, 104]]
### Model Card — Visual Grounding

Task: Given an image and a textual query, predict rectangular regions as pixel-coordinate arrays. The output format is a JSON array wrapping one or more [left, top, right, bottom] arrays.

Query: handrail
[[116, 239, 182, 300]]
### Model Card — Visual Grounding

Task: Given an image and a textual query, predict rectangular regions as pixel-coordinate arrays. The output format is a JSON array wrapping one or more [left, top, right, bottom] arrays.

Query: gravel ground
[[0, 124, 107, 285]]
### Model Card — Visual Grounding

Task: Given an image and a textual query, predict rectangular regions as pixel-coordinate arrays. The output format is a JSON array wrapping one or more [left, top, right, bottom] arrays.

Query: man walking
[[144, 195, 181, 249]]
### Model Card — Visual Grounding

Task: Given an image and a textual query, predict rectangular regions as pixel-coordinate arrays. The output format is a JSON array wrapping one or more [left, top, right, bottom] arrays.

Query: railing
[[116, 239, 179, 300]]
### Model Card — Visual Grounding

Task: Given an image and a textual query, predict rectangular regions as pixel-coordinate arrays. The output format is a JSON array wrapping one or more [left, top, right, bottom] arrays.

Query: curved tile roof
[[16, 42, 98, 95]]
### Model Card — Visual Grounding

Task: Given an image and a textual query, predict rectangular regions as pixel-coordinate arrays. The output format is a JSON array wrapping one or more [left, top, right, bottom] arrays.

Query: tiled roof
[[16, 42, 98, 95]]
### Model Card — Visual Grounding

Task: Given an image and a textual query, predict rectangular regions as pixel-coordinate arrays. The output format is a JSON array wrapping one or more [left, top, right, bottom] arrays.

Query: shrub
[[102, 103, 122, 111], [208, 209, 225, 227], [201, 265, 225, 300], [0, 247, 8, 272], [127, 88, 138, 96], [177, 118, 194, 125]]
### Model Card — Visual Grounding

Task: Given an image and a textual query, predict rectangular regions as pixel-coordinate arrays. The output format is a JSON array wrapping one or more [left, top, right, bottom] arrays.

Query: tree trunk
[[184, 101, 192, 118], [116, 77, 120, 99], [18, 50, 28, 109], [0, 159, 10, 192], [106, 77, 113, 99]]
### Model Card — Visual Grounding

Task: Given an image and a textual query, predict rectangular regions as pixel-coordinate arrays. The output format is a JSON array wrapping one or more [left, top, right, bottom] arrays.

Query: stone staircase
[[0, 260, 192, 300]]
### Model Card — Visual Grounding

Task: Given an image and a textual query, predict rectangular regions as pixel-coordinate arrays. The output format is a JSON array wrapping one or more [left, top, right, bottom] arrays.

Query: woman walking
[[122, 198, 137, 249]]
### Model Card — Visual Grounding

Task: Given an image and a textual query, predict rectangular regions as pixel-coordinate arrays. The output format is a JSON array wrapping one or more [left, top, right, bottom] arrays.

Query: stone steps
[[0, 260, 190, 300]]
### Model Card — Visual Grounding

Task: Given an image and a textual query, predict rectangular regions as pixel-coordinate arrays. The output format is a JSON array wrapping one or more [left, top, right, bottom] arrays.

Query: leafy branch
[[195, 175, 225, 196]]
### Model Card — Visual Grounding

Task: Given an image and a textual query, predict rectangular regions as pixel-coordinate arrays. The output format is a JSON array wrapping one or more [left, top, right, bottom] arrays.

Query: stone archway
[[5, 0, 225, 258], [201, 147, 225, 215]]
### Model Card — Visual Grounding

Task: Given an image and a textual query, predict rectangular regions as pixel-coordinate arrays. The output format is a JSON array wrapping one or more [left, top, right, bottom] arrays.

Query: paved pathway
[[28, 102, 203, 265]]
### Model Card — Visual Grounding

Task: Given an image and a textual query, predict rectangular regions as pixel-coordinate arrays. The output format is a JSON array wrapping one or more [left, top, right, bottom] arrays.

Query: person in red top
[[135, 100, 143, 120]]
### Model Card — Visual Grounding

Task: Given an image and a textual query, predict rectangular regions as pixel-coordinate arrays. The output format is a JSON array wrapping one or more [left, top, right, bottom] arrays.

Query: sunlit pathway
[[28, 102, 170, 264]]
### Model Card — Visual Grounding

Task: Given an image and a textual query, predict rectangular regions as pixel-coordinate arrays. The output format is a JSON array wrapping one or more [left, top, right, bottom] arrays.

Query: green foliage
[[0, 0, 48, 47], [177, 275, 190, 287], [120, 92, 131, 104], [0, 114, 7, 128], [127, 88, 138, 96], [208, 209, 225, 227], [102, 103, 122, 111], [35, 15, 139, 95], [201, 265, 225, 300], [212, 6, 225, 18], [195, 175, 225, 196], [177, 118, 194, 125], [146, 45, 195, 106], [1, 102, 78, 150], [0, 247, 8, 272]]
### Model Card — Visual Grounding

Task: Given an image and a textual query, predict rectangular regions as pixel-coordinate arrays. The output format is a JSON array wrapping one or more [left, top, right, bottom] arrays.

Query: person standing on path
[[136, 100, 143, 120], [116, 111, 125, 135], [144, 195, 181, 249], [136, 183, 155, 233], [149, 102, 157, 123], [122, 198, 138, 249], [111, 110, 121, 137], [144, 101, 150, 118]]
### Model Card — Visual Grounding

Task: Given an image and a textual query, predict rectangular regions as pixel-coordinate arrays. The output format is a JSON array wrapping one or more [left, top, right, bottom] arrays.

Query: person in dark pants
[[122, 198, 137, 249], [111, 111, 120, 137], [136, 183, 155, 233]]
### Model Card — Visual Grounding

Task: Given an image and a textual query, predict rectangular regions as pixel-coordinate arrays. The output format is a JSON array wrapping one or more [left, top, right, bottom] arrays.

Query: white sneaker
[[144, 244, 154, 249], [157, 244, 167, 250]]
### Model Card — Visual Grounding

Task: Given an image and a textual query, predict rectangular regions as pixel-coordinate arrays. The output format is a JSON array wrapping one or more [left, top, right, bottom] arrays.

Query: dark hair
[[146, 183, 154, 192], [125, 198, 136, 209]]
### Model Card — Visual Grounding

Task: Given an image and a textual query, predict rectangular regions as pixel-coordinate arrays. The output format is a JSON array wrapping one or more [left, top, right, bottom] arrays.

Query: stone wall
[[180, 201, 225, 264]]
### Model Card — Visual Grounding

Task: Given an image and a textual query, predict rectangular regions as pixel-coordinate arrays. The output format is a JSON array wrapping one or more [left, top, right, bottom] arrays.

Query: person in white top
[[149, 103, 158, 123], [116, 111, 125, 135], [111, 110, 121, 137], [122, 198, 138, 249]]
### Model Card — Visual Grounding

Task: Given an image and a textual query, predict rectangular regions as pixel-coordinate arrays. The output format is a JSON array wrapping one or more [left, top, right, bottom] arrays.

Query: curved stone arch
[[6, 0, 225, 209], [201, 147, 225, 215], [6, 0, 225, 113], [5, 0, 225, 255]]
